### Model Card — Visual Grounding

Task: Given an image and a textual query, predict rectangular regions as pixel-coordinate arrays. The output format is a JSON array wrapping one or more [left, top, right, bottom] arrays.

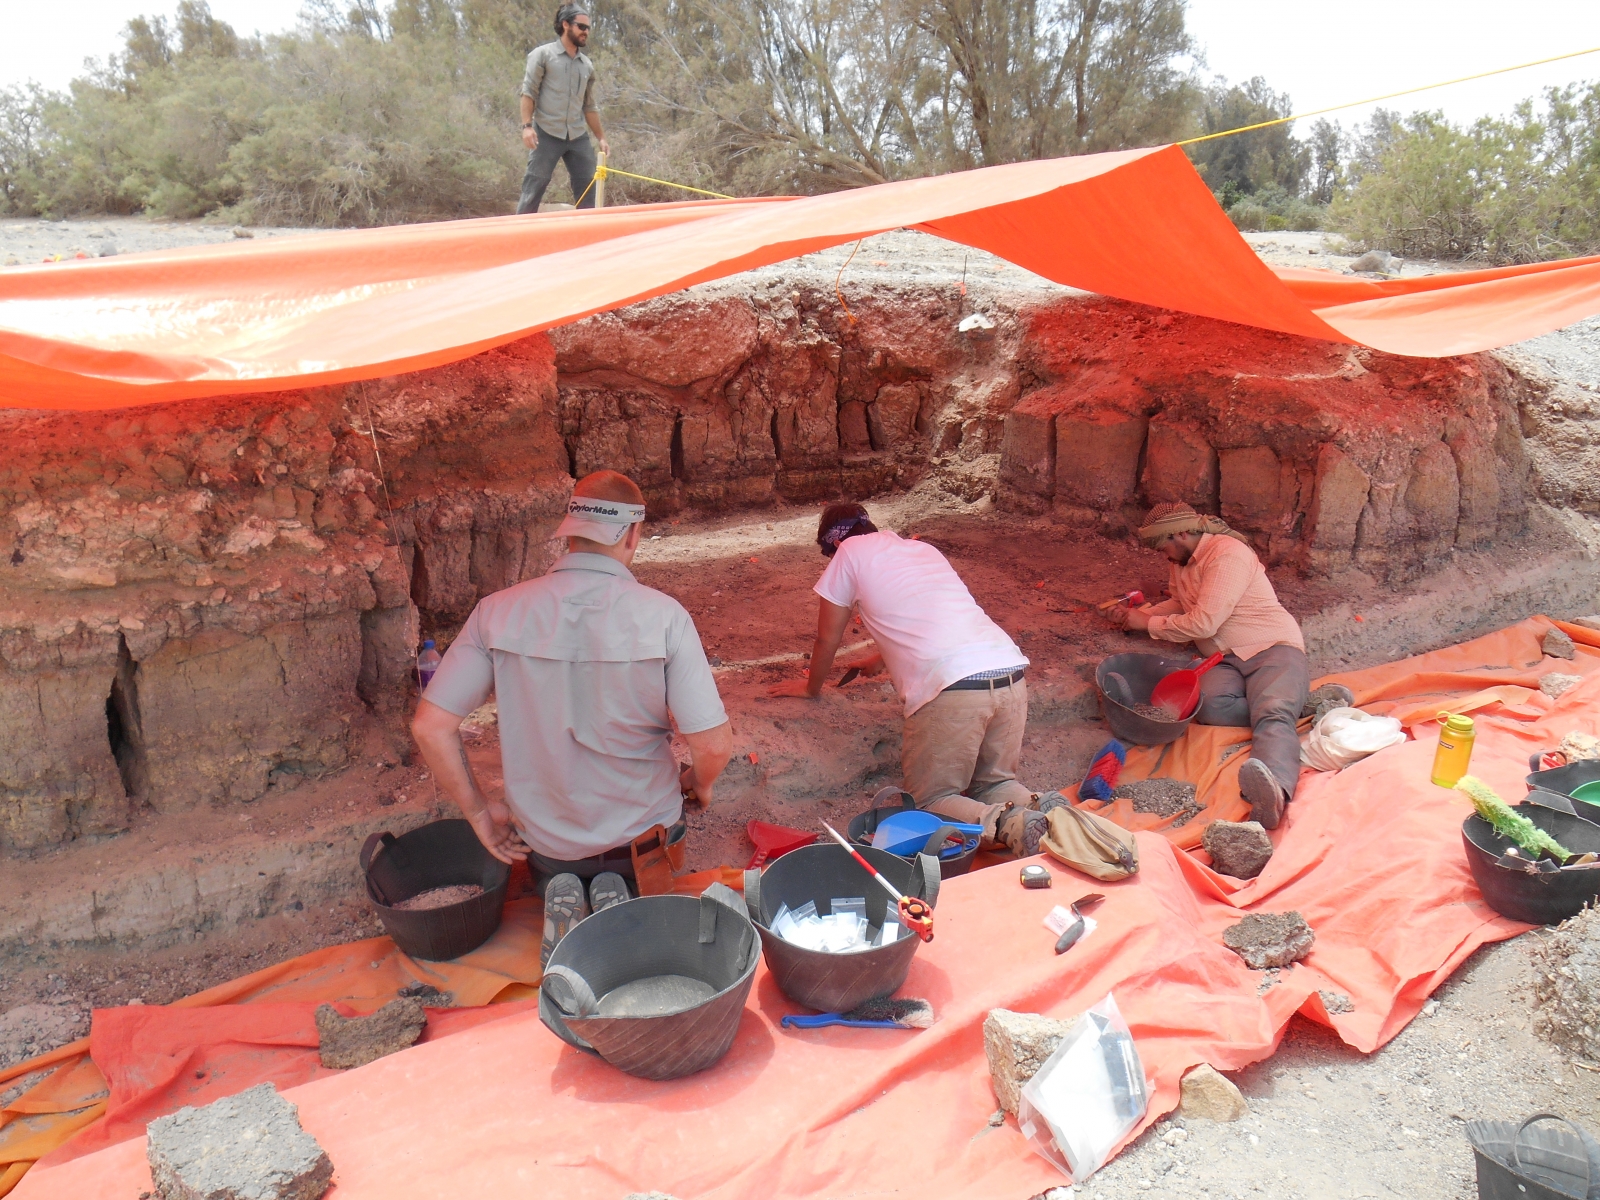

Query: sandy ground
[[5, 214, 1600, 1197]]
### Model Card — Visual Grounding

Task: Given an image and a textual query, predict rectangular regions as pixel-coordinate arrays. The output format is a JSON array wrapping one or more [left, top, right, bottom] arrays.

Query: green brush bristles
[[1455, 775, 1573, 862]]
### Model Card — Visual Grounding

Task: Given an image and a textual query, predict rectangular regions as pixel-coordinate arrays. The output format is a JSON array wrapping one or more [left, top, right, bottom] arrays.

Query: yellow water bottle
[[1430, 712, 1476, 787]]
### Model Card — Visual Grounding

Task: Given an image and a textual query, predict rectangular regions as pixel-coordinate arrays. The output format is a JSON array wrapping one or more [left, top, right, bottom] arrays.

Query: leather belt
[[944, 669, 1026, 692]]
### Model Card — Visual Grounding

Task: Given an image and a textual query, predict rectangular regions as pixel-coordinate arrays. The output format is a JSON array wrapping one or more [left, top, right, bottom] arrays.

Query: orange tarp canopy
[[10, 618, 1600, 1198], [5, 145, 1600, 412]]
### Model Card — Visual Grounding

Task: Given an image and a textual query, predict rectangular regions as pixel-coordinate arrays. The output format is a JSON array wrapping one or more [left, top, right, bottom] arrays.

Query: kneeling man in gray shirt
[[413, 470, 732, 964]]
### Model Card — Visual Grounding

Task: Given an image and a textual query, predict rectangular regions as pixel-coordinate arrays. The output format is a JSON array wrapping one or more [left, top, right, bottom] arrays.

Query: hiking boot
[[1036, 790, 1072, 816], [588, 871, 630, 914], [1001, 809, 1052, 857], [1301, 683, 1355, 722], [1238, 759, 1286, 830], [541, 873, 589, 968]]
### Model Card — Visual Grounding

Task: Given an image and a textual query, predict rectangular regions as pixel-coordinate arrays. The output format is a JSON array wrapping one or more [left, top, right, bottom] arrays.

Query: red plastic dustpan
[[746, 820, 818, 869], [1150, 652, 1224, 720]]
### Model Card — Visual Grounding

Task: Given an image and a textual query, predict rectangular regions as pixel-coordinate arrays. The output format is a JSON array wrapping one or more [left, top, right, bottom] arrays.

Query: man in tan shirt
[[1110, 502, 1330, 829]]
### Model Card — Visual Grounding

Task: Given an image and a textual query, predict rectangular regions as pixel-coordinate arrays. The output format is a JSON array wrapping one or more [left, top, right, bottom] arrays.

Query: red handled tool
[[1150, 652, 1224, 720], [820, 822, 934, 942], [1095, 589, 1145, 612]]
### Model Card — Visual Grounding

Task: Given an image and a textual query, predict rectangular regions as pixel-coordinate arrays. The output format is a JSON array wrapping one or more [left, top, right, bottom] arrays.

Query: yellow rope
[[1178, 44, 1600, 146], [834, 239, 863, 327], [569, 164, 733, 209]]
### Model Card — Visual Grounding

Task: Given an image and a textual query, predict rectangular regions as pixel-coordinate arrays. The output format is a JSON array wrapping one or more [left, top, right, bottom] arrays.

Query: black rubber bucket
[[1461, 804, 1600, 925], [1095, 653, 1198, 746], [361, 819, 510, 961], [539, 883, 759, 1081], [744, 842, 939, 1014], [1467, 1114, 1600, 1199], [1529, 760, 1600, 804], [847, 791, 979, 878]]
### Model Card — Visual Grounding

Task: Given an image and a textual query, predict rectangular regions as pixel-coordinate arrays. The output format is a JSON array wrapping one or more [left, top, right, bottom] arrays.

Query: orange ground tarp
[[7, 618, 1598, 1198], [6, 145, 1600, 412]]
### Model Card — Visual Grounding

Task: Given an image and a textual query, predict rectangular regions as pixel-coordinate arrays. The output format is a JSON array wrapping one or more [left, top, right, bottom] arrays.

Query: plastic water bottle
[[417, 640, 442, 692]]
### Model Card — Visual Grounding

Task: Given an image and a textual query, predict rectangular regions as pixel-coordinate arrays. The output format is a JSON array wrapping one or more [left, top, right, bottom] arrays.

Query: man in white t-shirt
[[767, 502, 1048, 856]]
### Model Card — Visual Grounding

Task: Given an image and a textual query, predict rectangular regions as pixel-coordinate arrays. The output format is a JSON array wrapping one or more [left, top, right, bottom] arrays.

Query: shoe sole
[[541, 874, 590, 967], [589, 871, 630, 913], [1239, 759, 1285, 830]]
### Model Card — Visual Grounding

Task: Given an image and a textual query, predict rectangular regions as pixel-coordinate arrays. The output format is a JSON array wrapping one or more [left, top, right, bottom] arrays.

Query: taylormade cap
[[555, 495, 647, 545]]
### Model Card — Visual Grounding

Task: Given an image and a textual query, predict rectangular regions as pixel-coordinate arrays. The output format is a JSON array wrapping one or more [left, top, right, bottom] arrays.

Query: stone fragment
[[1221, 911, 1315, 970], [1530, 904, 1600, 1062], [1318, 989, 1354, 1015], [314, 997, 426, 1069], [1201, 820, 1275, 880], [1178, 1063, 1249, 1122], [1572, 615, 1600, 633], [1540, 673, 1581, 699], [983, 1008, 1074, 1116], [1543, 627, 1577, 660], [1560, 732, 1600, 761], [1348, 250, 1395, 273], [147, 1082, 332, 1200]]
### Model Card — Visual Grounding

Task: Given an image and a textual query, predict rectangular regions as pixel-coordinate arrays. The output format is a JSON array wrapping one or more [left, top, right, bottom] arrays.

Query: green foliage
[[3, 0, 1205, 224], [1224, 184, 1324, 233], [1187, 76, 1307, 198], [1331, 85, 1600, 264]]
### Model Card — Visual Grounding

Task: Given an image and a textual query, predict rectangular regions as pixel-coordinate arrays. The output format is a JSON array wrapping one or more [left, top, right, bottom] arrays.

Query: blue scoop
[[869, 810, 984, 857]]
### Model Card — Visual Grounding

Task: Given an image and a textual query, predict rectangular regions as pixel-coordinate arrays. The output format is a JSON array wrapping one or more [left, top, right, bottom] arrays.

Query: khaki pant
[[901, 680, 1033, 853]]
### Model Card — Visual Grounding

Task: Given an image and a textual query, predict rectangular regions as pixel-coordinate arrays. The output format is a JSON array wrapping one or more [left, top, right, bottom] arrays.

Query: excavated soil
[[1113, 778, 1200, 818], [392, 885, 484, 911], [4, 225, 1600, 1196]]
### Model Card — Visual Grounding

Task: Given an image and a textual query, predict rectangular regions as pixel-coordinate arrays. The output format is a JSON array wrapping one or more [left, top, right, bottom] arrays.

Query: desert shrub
[[1222, 183, 1324, 232], [1331, 84, 1600, 263]]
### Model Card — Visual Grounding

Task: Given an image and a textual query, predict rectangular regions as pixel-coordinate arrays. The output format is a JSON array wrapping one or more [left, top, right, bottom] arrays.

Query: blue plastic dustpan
[[870, 810, 984, 857]]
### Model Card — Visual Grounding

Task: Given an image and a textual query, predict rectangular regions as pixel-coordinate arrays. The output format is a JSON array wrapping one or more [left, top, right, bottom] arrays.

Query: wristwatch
[[521, 122, 534, 129]]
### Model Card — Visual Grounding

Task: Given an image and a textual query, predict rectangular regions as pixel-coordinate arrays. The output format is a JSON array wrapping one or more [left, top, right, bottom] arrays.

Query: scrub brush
[[1078, 740, 1127, 802], [780, 997, 934, 1030], [1455, 775, 1573, 862]]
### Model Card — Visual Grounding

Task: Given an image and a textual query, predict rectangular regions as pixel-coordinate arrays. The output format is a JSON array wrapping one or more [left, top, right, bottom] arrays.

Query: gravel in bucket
[[392, 884, 485, 911]]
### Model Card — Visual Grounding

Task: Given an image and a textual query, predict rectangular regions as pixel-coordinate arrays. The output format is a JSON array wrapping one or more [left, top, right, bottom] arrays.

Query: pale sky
[[4, 0, 1600, 135]]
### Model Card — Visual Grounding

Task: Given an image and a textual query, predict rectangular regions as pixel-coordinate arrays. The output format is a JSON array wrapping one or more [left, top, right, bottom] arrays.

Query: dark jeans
[[526, 818, 686, 887], [516, 129, 598, 214], [1194, 645, 1310, 799]]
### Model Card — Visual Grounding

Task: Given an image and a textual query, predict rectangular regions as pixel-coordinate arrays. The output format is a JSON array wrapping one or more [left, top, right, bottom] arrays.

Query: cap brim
[[555, 514, 631, 545]]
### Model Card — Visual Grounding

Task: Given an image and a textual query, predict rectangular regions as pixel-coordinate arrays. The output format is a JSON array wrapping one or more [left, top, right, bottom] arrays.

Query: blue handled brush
[[781, 996, 934, 1030]]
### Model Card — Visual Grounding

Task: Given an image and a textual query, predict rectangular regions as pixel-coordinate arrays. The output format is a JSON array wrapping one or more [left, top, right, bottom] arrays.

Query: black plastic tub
[[539, 884, 759, 1081], [745, 843, 939, 1014], [1461, 805, 1600, 926], [361, 819, 510, 961], [847, 793, 979, 878], [1467, 1114, 1600, 1199], [1528, 760, 1600, 803], [1095, 653, 1198, 746]]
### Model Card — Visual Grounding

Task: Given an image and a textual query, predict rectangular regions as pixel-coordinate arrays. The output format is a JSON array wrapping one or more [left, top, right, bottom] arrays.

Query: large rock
[[315, 996, 427, 1069], [1544, 627, 1578, 661], [1179, 1063, 1249, 1122], [1201, 820, 1275, 880], [1222, 911, 1315, 970], [147, 1082, 333, 1200], [1304, 444, 1370, 568], [983, 1008, 1074, 1116], [1142, 420, 1218, 511], [1530, 904, 1600, 1062]]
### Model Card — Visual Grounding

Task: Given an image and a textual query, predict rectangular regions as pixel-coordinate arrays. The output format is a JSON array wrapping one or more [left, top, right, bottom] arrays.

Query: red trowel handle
[[1150, 652, 1224, 720]]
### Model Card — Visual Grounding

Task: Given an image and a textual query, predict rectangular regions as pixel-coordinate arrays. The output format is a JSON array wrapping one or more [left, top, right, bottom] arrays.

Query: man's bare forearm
[[413, 700, 487, 818], [681, 720, 734, 802]]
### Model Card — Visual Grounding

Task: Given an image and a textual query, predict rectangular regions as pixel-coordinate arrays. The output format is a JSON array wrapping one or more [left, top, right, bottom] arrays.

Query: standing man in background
[[516, 4, 610, 215]]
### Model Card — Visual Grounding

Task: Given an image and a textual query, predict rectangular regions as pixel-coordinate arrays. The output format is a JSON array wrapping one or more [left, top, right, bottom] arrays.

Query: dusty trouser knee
[[902, 681, 1033, 849], [1194, 661, 1250, 727]]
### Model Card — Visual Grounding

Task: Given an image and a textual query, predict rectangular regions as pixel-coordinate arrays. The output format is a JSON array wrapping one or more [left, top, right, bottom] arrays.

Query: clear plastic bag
[[1300, 706, 1407, 772], [1017, 993, 1149, 1181]]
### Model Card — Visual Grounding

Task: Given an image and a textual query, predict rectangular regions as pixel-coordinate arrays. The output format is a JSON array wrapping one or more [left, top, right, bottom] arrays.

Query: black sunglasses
[[572, 21, 590, 29]]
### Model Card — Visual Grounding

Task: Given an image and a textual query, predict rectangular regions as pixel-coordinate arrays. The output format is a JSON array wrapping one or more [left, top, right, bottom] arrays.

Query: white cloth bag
[[1301, 706, 1407, 772]]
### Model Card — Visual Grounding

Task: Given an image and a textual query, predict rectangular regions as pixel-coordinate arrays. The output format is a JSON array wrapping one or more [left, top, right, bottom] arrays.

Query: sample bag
[[1018, 992, 1150, 1180], [1301, 706, 1407, 773]]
